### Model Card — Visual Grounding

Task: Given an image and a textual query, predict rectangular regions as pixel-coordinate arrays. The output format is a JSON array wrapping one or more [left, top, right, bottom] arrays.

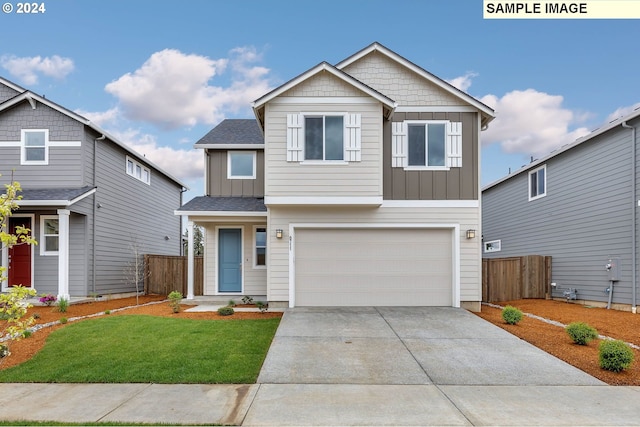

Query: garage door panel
[[294, 228, 453, 307]]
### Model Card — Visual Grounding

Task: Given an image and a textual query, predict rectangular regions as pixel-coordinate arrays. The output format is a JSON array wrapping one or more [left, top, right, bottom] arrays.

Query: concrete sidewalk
[[2, 307, 640, 425]]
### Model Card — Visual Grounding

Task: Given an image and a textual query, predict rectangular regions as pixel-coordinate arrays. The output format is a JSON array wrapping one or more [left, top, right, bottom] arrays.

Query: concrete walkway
[[2, 307, 640, 425]]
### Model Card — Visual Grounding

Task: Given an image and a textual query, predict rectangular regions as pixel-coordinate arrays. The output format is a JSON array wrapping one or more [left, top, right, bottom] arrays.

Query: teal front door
[[218, 228, 242, 293]]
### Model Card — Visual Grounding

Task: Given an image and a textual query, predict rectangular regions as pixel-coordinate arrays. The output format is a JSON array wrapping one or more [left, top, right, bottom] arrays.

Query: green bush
[[501, 305, 523, 325], [566, 322, 598, 345], [56, 297, 69, 313], [217, 306, 235, 316], [168, 291, 183, 313], [59, 317, 68, 324], [599, 340, 634, 372], [21, 330, 32, 338]]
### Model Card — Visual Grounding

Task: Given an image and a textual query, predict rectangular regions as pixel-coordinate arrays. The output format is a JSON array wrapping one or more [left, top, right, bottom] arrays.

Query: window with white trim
[[529, 165, 546, 200], [40, 215, 59, 255], [126, 156, 151, 185], [254, 226, 267, 268], [484, 239, 501, 253], [392, 120, 462, 169], [286, 113, 361, 162], [21, 129, 49, 165], [227, 151, 256, 179]]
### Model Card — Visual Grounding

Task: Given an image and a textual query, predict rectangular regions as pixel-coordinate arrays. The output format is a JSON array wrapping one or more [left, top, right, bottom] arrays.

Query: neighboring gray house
[[178, 42, 494, 310], [482, 107, 640, 311], [0, 77, 187, 299]]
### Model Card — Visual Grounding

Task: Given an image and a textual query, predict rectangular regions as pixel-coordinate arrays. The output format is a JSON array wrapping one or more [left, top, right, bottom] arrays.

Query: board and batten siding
[[483, 124, 634, 305], [201, 222, 267, 296], [206, 149, 264, 197], [264, 100, 383, 198], [0, 102, 84, 187], [266, 205, 481, 304], [384, 112, 479, 200], [93, 138, 182, 295]]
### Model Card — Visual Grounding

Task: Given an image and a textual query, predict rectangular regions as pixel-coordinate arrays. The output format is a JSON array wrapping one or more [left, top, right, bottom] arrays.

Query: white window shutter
[[446, 121, 462, 168], [344, 113, 361, 162], [392, 122, 407, 168], [286, 113, 303, 162]]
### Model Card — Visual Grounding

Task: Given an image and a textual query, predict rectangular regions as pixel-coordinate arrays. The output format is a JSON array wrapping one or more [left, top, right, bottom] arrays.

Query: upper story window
[[408, 123, 446, 167], [305, 115, 344, 161], [392, 120, 462, 170], [126, 156, 151, 185], [287, 113, 361, 163], [529, 165, 546, 201], [40, 215, 59, 256], [227, 151, 256, 179], [21, 129, 49, 165]]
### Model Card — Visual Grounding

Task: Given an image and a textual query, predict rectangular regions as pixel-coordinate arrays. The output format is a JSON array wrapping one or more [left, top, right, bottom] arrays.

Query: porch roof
[[17, 186, 96, 207], [176, 196, 267, 216]]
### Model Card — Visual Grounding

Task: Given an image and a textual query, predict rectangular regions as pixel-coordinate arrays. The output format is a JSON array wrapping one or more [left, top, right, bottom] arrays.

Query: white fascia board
[[264, 196, 383, 206], [336, 42, 494, 122], [0, 76, 27, 93], [195, 144, 264, 149], [382, 200, 479, 208], [67, 188, 97, 206]]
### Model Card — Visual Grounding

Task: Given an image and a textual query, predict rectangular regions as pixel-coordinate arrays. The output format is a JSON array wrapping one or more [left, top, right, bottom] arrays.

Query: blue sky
[[1, 0, 639, 201]]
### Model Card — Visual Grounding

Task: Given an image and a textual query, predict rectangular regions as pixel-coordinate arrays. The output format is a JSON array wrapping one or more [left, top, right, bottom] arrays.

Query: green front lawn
[[0, 315, 280, 383]]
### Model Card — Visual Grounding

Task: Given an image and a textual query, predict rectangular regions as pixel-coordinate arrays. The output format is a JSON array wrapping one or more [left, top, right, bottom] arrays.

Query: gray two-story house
[[0, 77, 187, 299], [178, 42, 494, 310], [483, 107, 640, 311]]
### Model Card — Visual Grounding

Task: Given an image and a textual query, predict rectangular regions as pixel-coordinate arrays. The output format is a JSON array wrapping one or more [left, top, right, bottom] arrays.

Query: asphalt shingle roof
[[195, 119, 263, 146], [178, 196, 266, 212], [19, 186, 95, 202]]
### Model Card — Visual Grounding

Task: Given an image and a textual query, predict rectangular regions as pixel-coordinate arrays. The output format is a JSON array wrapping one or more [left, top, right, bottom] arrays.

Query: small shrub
[[218, 306, 235, 316], [0, 344, 9, 358], [104, 310, 111, 315], [255, 301, 268, 313], [32, 312, 40, 320], [228, 299, 236, 307], [502, 305, 523, 325], [56, 297, 69, 313], [566, 322, 598, 345], [59, 317, 68, 324], [168, 291, 183, 313], [599, 340, 634, 372], [241, 296, 254, 305], [21, 330, 32, 338]]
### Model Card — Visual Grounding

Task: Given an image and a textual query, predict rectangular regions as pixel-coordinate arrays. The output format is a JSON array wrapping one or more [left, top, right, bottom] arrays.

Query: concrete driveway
[[257, 306, 603, 386]]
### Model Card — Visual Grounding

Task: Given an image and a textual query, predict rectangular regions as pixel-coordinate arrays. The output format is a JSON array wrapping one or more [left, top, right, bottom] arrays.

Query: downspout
[[622, 121, 637, 313], [93, 134, 106, 294]]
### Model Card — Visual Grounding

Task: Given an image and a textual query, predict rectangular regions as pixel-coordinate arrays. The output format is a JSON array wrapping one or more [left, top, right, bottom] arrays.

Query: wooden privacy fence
[[482, 255, 551, 302], [144, 254, 203, 297]]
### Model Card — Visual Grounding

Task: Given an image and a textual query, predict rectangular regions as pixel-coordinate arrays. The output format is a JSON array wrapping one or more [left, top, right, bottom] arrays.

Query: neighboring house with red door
[[177, 43, 494, 310], [0, 77, 186, 299]]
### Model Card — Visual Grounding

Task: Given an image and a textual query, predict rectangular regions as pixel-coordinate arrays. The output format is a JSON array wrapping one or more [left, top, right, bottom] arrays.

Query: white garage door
[[294, 228, 453, 306]]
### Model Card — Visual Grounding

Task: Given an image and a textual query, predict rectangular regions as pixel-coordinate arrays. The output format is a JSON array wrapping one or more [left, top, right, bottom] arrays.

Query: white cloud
[[446, 72, 477, 92], [108, 128, 203, 181], [104, 47, 272, 129], [606, 102, 640, 122], [0, 55, 74, 85], [75, 107, 120, 127], [480, 89, 591, 157]]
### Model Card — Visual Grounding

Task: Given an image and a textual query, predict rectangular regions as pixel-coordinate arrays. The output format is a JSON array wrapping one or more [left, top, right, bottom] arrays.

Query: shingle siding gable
[[281, 70, 367, 98]]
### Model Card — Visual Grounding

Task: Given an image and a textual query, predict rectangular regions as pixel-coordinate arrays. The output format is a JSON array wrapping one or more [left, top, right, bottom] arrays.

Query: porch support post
[[57, 209, 70, 300], [186, 219, 194, 300]]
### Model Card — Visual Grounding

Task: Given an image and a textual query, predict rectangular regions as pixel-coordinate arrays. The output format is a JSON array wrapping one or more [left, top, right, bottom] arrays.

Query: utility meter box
[[606, 257, 621, 281]]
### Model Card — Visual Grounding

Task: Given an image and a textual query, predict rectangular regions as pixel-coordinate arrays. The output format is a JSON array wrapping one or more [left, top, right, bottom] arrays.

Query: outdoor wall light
[[276, 229, 283, 239], [466, 229, 476, 239]]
